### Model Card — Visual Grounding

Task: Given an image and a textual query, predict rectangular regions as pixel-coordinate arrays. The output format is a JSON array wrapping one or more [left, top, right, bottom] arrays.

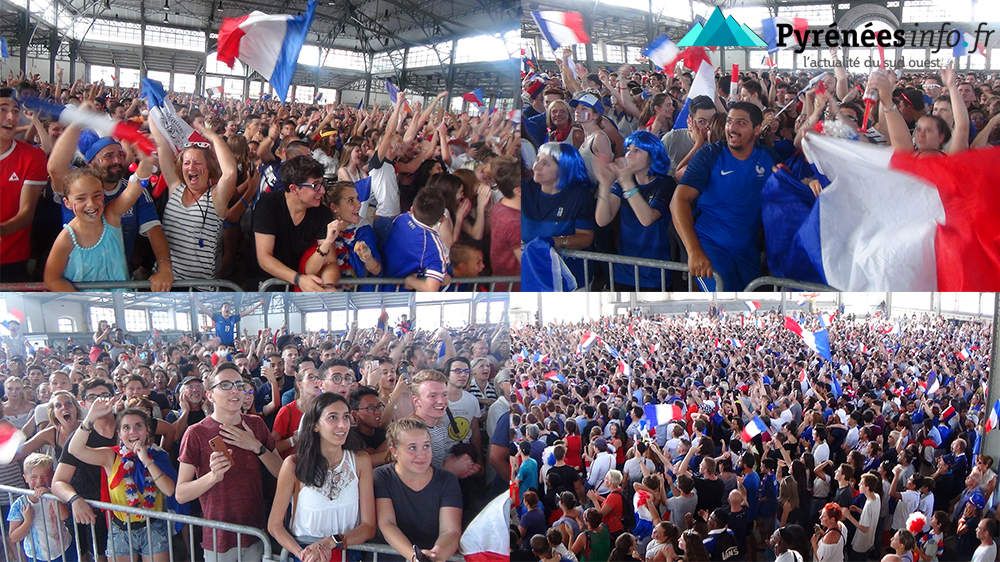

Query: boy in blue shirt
[[383, 187, 449, 291], [671, 102, 775, 291]]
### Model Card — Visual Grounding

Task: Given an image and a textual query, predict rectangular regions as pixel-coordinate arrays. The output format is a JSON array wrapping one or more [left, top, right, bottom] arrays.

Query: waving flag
[[579, 331, 599, 352], [437, 341, 447, 360], [987, 399, 1000, 433], [460, 492, 510, 562], [643, 34, 680, 69], [530, 10, 589, 51], [745, 300, 761, 313], [544, 370, 567, 384], [799, 368, 810, 393], [0, 38, 8, 59], [741, 416, 769, 442], [462, 88, 485, 107], [141, 78, 207, 154], [643, 403, 684, 426], [216, 0, 317, 102], [673, 58, 715, 129], [20, 97, 154, 155], [760, 17, 808, 58], [0, 421, 25, 465], [941, 405, 956, 424], [616, 359, 632, 378], [784, 316, 832, 361], [521, 238, 578, 292], [958, 346, 971, 361], [800, 134, 1000, 290], [830, 369, 843, 399], [603, 341, 620, 359], [925, 370, 940, 395]]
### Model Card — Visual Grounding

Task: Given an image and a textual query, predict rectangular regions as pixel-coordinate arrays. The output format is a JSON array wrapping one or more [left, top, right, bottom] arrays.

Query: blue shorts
[[25, 548, 77, 562], [106, 518, 169, 557]]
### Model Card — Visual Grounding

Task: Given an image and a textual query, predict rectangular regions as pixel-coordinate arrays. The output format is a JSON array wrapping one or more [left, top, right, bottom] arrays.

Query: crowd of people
[[510, 304, 997, 562], [519, 46, 998, 291], [0, 302, 512, 562], [0, 71, 521, 292]]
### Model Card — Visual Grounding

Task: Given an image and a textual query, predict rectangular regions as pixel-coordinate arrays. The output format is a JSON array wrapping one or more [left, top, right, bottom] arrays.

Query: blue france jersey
[[61, 178, 160, 260], [521, 181, 596, 242], [383, 213, 449, 282], [681, 142, 774, 252], [610, 175, 676, 288], [212, 313, 239, 345]]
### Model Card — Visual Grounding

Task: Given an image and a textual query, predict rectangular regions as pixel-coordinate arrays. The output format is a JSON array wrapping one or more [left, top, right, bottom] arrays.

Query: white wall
[[2, 56, 86, 83]]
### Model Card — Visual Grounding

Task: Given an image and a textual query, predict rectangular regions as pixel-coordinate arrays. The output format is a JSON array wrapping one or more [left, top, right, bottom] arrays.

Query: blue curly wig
[[537, 142, 590, 191], [624, 130, 671, 178]]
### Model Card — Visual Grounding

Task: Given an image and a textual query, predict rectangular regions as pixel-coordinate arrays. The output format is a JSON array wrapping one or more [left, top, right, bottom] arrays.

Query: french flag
[[672, 58, 714, 129], [544, 370, 566, 384], [437, 341, 447, 360], [141, 78, 208, 154], [516, 348, 529, 363], [643, 403, 684, 426], [616, 359, 632, 378], [760, 17, 808, 58], [216, 0, 317, 102], [579, 331, 599, 352], [880, 323, 901, 336], [745, 300, 761, 313], [642, 34, 680, 70], [603, 342, 620, 359], [957, 346, 971, 361], [986, 399, 1000, 433], [462, 88, 485, 107], [20, 97, 154, 155], [0, 38, 8, 59], [530, 10, 589, 51], [459, 492, 510, 562], [729, 338, 742, 348], [818, 312, 836, 328], [784, 316, 832, 361], [741, 416, 769, 442], [797, 134, 1000, 290], [941, 405, 956, 424], [925, 370, 940, 395], [799, 368, 810, 393]]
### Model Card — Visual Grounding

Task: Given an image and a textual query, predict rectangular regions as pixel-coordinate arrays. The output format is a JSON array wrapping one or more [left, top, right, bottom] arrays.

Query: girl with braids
[[267, 392, 375, 562]]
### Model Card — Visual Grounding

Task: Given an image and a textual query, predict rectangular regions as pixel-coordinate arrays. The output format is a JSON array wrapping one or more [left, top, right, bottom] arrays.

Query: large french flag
[[460, 492, 510, 562], [672, 59, 715, 129], [741, 416, 769, 442], [20, 97, 154, 155], [986, 399, 1000, 433], [760, 17, 808, 58], [925, 370, 940, 395], [798, 134, 1000, 290], [141, 78, 207, 154], [643, 403, 684, 426], [530, 10, 589, 51], [216, 0, 316, 102], [643, 34, 680, 70], [784, 316, 832, 361]]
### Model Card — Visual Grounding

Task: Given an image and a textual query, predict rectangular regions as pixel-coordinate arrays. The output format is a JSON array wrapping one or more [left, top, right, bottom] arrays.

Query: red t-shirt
[[489, 201, 520, 280], [272, 401, 303, 458], [565, 434, 582, 470], [0, 140, 48, 264], [177, 414, 275, 552], [602, 491, 624, 533]]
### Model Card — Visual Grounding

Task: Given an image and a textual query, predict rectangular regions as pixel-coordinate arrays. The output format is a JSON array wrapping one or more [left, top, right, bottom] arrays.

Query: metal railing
[[556, 249, 722, 291], [0, 279, 244, 292], [258, 277, 520, 292], [280, 542, 464, 562], [0, 484, 276, 562], [743, 276, 837, 292]]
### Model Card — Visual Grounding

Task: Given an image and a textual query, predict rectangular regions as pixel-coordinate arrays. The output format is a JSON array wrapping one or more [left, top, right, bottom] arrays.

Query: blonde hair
[[409, 369, 447, 395], [46, 390, 82, 427], [22, 453, 54, 473], [386, 418, 430, 449]]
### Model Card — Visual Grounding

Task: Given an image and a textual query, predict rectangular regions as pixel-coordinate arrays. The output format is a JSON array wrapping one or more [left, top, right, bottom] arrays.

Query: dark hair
[[209, 361, 241, 388], [681, 529, 711, 562], [920, 114, 952, 146], [319, 358, 356, 379], [348, 385, 379, 410], [411, 187, 446, 226], [0, 88, 15, 100], [80, 378, 113, 397], [493, 156, 519, 199], [690, 95, 716, 113], [116, 407, 152, 438], [740, 79, 764, 100], [280, 155, 326, 187], [728, 101, 764, 127], [294, 392, 356, 487]]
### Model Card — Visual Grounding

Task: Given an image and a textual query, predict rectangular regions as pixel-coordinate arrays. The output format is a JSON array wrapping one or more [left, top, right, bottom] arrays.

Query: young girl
[[67, 400, 176, 562], [303, 181, 382, 286], [44, 156, 155, 290], [8, 453, 74, 562]]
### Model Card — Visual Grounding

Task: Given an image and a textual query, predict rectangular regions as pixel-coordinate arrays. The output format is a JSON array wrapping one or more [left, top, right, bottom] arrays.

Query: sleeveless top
[[579, 134, 599, 186], [291, 451, 360, 539], [64, 219, 128, 283], [106, 452, 166, 522], [162, 184, 221, 280], [815, 522, 846, 562]]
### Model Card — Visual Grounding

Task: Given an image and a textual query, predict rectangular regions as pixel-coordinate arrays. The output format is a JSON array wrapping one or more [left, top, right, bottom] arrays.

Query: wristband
[[623, 187, 641, 199], [67, 494, 80, 506], [293, 273, 301, 287], [240, 196, 252, 207]]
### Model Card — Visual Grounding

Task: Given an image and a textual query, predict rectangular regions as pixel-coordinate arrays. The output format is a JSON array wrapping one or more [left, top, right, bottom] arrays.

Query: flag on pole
[[672, 59, 715, 129], [579, 331, 599, 352], [603, 342, 620, 359], [141, 78, 208, 155], [642, 34, 680, 69], [986, 399, 1000, 433], [745, 300, 761, 313], [925, 370, 940, 395], [784, 316, 832, 361], [643, 403, 684, 426], [830, 369, 842, 399], [0, 38, 8, 59], [216, 0, 316, 102], [530, 10, 589, 51], [616, 359, 631, 378], [741, 416, 769, 442], [462, 88, 485, 107], [459, 492, 510, 562], [20, 97, 154, 155]]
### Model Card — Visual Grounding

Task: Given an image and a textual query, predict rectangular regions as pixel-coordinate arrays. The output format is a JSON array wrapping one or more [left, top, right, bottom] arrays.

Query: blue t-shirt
[[610, 175, 676, 288], [522, 181, 596, 242], [382, 213, 449, 283], [212, 313, 240, 345], [341, 224, 381, 279], [7, 495, 73, 560], [516, 456, 539, 498], [681, 142, 774, 253], [742, 470, 761, 519], [61, 178, 160, 261]]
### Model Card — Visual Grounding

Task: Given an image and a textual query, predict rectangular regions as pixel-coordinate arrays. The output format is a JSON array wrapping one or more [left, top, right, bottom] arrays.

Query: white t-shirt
[[775, 550, 804, 562], [367, 155, 400, 218], [445, 390, 481, 445], [973, 542, 997, 562], [851, 494, 880, 553], [892, 489, 920, 530], [813, 441, 831, 465]]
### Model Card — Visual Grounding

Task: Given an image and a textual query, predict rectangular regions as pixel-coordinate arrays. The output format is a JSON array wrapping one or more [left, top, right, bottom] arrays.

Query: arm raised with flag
[[868, 70, 912, 152]]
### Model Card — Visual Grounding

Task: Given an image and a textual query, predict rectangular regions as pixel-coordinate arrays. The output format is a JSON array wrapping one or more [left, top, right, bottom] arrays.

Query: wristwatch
[[256, 443, 267, 456], [330, 534, 344, 547]]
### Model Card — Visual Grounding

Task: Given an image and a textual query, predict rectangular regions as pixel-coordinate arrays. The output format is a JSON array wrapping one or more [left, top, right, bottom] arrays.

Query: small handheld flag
[[741, 416, 769, 442], [462, 88, 485, 107], [987, 399, 1000, 433], [0, 421, 26, 465], [643, 403, 684, 426]]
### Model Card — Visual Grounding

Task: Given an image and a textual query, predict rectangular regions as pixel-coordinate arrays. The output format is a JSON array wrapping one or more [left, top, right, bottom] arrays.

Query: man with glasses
[[661, 95, 717, 179], [670, 101, 775, 292], [52, 379, 118, 562], [253, 155, 333, 291], [176, 362, 280, 562], [347, 386, 389, 465]]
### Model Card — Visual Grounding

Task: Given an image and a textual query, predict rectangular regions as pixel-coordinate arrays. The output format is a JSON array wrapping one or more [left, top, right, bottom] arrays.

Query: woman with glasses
[[272, 367, 327, 458], [150, 121, 238, 282], [268, 392, 376, 562]]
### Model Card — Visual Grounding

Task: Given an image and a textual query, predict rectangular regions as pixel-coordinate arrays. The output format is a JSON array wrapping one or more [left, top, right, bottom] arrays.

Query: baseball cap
[[969, 490, 986, 510], [569, 92, 604, 114]]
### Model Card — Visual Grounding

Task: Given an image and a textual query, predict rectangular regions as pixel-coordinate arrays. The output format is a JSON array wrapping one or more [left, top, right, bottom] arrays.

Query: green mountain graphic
[[677, 6, 768, 47]]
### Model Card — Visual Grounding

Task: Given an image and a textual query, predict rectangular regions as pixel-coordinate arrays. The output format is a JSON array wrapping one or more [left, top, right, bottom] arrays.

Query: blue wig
[[624, 131, 671, 179], [537, 142, 590, 191]]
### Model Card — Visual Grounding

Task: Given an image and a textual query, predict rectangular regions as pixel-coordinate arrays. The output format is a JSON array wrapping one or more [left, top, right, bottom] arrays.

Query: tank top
[[162, 184, 221, 280], [106, 452, 166, 523], [291, 450, 360, 539], [64, 219, 128, 283], [815, 523, 846, 562], [579, 134, 599, 186]]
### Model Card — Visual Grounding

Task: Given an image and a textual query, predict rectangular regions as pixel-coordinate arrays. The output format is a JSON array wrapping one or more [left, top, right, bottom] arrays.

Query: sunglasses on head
[[183, 141, 211, 149]]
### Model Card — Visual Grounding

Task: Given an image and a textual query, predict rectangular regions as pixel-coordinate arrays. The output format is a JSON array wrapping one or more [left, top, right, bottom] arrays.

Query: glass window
[[323, 48, 366, 71], [124, 309, 148, 332], [74, 18, 141, 45], [150, 311, 173, 331], [204, 76, 223, 96], [371, 51, 400, 74], [305, 312, 328, 332], [90, 65, 117, 84], [902, 0, 971, 22], [56, 317, 75, 333], [294, 85, 315, 103], [605, 44, 625, 64], [173, 73, 196, 93], [147, 70, 171, 87], [89, 307, 115, 331], [206, 52, 244, 76], [175, 313, 191, 332], [144, 25, 206, 52], [454, 34, 515, 64], [224, 78, 244, 98], [118, 68, 139, 89], [318, 88, 337, 103], [625, 46, 645, 64], [777, 4, 835, 26]]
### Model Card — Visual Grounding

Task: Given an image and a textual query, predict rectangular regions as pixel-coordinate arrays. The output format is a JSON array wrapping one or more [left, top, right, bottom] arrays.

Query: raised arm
[[148, 119, 181, 190], [942, 62, 969, 153]]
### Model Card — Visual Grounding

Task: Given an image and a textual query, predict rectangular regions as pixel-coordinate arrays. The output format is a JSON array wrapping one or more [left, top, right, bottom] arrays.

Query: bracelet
[[293, 273, 301, 287], [66, 494, 80, 506], [81, 421, 94, 432], [623, 187, 641, 200], [315, 244, 329, 257]]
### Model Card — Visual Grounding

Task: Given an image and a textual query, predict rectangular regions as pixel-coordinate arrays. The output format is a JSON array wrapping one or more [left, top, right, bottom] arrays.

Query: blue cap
[[970, 491, 986, 509], [78, 130, 120, 163]]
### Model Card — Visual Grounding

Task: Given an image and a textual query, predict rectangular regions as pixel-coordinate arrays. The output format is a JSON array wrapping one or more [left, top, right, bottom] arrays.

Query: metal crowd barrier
[[280, 542, 464, 562], [258, 277, 520, 292], [556, 249, 723, 291], [0, 484, 276, 562], [743, 276, 837, 292], [0, 279, 244, 292]]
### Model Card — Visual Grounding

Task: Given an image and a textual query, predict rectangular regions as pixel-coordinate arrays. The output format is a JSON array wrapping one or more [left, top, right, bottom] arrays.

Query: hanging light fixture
[[164, 0, 169, 9], [217, 1, 224, 10]]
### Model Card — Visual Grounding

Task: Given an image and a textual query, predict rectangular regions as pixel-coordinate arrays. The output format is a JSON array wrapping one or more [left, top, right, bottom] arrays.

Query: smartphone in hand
[[209, 435, 233, 463]]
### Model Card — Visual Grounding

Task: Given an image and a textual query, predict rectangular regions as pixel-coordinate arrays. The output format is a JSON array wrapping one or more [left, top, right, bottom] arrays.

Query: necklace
[[117, 446, 158, 509], [317, 451, 354, 501]]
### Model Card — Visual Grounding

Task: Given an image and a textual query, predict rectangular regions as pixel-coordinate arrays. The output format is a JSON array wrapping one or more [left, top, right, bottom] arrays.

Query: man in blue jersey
[[670, 102, 774, 291], [383, 187, 449, 291], [196, 296, 262, 346]]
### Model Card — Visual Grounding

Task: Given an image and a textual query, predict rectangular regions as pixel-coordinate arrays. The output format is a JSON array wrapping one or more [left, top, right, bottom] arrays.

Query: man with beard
[[670, 101, 774, 292], [47, 116, 174, 290]]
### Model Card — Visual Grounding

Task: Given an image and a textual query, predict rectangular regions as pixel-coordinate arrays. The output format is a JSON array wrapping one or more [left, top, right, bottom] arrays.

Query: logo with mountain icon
[[678, 6, 767, 48]]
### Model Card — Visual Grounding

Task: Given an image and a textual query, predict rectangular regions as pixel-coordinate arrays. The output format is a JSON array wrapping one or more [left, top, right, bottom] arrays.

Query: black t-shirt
[[547, 464, 581, 495], [694, 476, 726, 512], [59, 428, 117, 499], [345, 426, 387, 452], [373, 465, 462, 550], [253, 191, 333, 271]]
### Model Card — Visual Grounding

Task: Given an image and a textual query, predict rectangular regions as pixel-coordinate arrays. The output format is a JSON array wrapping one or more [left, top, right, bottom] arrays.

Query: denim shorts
[[106, 518, 169, 557]]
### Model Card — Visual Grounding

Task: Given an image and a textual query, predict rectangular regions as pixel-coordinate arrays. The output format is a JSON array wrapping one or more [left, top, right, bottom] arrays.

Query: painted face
[[65, 175, 106, 223]]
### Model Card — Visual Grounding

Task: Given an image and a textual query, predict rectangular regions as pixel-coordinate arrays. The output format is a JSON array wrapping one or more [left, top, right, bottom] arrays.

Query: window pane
[[124, 309, 147, 332], [206, 52, 244, 76], [89, 307, 115, 331], [118, 68, 139, 89], [175, 313, 191, 332], [173, 73, 196, 94], [150, 311, 173, 330], [147, 70, 171, 87], [57, 318, 75, 333]]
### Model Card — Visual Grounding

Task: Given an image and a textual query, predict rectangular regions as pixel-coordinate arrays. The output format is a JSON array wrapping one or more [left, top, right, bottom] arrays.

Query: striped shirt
[[163, 184, 221, 280]]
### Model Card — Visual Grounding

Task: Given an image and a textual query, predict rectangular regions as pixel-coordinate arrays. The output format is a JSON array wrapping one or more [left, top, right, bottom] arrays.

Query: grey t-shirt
[[372, 465, 462, 549], [661, 128, 695, 176], [667, 492, 699, 532]]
